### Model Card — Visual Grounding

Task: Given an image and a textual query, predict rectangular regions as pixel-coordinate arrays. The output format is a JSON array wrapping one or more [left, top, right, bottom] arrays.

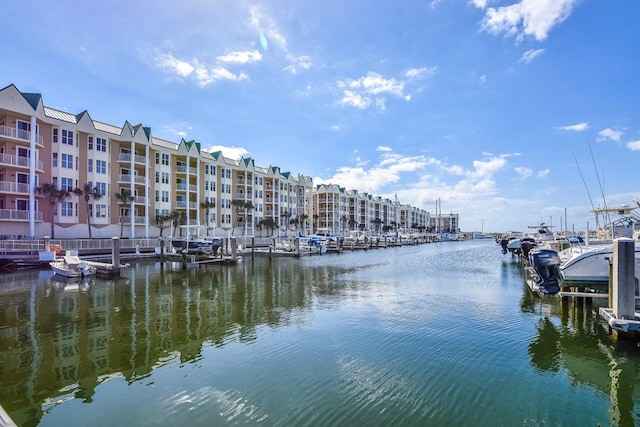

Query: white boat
[[50, 255, 97, 278], [558, 244, 640, 284]]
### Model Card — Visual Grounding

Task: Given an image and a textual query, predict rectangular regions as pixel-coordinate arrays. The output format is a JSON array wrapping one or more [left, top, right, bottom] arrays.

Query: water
[[1, 240, 640, 426]]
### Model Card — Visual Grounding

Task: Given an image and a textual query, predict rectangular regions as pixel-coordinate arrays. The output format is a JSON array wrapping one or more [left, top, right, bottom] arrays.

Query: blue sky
[[3, 0, 639, 233]]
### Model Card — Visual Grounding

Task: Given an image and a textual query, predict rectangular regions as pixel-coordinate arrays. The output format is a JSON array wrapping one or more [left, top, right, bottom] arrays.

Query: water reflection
[[522, 278, 640, 427], [0, 260, 347, 426]]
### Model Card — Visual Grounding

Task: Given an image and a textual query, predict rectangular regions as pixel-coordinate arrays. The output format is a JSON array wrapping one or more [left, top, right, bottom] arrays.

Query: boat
[[171, 238, 220, 254], [50, 255, 97, 278], [558, 244, 640, 284], [524, 248, 561, 295]]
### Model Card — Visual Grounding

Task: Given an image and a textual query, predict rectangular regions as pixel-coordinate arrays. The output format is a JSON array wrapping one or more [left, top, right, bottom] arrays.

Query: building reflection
[[0, 259, 327, 426]]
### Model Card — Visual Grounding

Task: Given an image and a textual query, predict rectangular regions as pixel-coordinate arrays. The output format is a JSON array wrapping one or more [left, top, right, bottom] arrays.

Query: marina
[[1, 240, 640, 426]]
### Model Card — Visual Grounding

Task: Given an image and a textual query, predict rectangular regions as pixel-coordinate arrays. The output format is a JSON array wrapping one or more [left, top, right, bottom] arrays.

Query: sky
[[2, 0, 639, 233]]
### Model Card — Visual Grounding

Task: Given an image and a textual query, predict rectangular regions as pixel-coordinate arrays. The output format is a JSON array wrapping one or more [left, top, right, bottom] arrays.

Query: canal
[[0, 239, 639, 426]]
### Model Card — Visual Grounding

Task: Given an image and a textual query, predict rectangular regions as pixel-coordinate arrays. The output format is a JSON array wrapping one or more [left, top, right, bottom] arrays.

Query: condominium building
[[0, 83, 433, 240]]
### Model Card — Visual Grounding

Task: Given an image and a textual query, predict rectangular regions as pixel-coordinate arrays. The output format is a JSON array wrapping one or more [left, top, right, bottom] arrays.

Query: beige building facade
[[0, 83, 435, 240]]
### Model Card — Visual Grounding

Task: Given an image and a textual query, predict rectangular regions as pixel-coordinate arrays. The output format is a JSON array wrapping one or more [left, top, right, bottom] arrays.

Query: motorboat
[[171, 238, 220, 254], [558, 244, 640, 284], [50, 255, 97, 278], [524, 248, 561, 294]]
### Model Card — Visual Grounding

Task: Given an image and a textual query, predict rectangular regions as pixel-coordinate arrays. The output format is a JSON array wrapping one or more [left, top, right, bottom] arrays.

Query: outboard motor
[[528, 249, 561, 294]]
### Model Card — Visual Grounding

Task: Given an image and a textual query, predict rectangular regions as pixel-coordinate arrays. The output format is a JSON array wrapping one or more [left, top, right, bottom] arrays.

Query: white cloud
[[537, 169, 550, 178], [337, 70, 430, 110], [156, 54, 195, 77], [217, 50, 262, 64], [598, 128, 623, 142], [519, 48, 545, 63], [514, 166, 532, 178], [155, 53, 249, 87], [377, 146, 392, 152], [627, 140, 640, 151], [205, 145, 249, 160], [162, 122, 193, 138], [558, 122, 589, 132], [478, 0, 580, 42]]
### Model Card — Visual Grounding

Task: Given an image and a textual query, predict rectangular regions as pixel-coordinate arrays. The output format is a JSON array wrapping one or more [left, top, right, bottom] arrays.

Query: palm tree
[[299, 213, 309, 235], [36, 183, 71, 239], [261, 218, 277, 236], [169, 210, 185, 237], [73, 183, 102, 239], [115, 189, 134, 238], [231, 199, 254, 235], [200, 200, 216, 229], [155, 214, 171, 237]]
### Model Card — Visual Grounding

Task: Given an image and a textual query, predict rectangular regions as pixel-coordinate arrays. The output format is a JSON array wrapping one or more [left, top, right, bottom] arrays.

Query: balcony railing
[[0, 124, 44, 146], [134, 196, 146, 204], [0, 153, 44, 170], [118, 152, 147, 164], [0, 209, 43, 221], [117, 174, 147, 184], [176, 183, 197, 192], [0, 181, 31, 195], [118, 215, 147, 224], [176, 165, 198, 175], [175, 201, 198, 209]]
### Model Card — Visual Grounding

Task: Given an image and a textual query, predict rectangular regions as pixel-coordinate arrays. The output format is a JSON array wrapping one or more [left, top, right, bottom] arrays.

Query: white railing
[[0, 124, 44, 146], [0, 181, 31, 194], [118, 215, 147, 224], [0, 153, 44, 170], [117, 174, 147, 184], [0, 238, 162, 253], [0, 209, 43, 221], [134, 196, 146, 204]]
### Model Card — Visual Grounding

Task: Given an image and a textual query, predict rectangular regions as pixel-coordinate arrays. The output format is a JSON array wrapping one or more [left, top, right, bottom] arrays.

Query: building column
[[145, 144, 150, 238], [29, 116, 37, 238]]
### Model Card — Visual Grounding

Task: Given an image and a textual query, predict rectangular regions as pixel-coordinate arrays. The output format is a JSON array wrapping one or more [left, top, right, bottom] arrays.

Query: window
[[226, 169, 231, 179], [205, 181, 209, 191], [61, 177, 74, 191], [162, 191, 169, 202], [155, 171, 160, 183], [205, 165, 209, 175], [61, 130, 73, 145], [155, 190, 159, 202], [226, 184, 231, 194], [96, 138, 107, 152], [61, 202, 73, 216], [96, 160, 107, 174], [155, 152, 160, 164], [88, 136, 94, 150], [53, 128, 59, 143], [211, 181, 216, 191], [88, 204, 93, 218], [96, 204, 107, 218], [162, 153, 169, 165], [61, 154, 73, 169], [53, 153, 58, 167], [161, 172, 169, 184], [95, 182, 107, 195], [88, 159, 93, 172]]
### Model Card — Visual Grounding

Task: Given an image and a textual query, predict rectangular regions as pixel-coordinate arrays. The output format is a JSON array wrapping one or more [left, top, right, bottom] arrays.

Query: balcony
[[118, 215, 147, 225], [0, 153, 44, 171], [176, 183, 198, 192], [0, 125, 44, 147], [117, 174, 147, 185], [0, 181, 31, 195], [0, 209, 43, 221], [134, 196, 146, 204], [118, 152, 147, 164], [175, 201, 198, 209], [176, 165, 198, 175]]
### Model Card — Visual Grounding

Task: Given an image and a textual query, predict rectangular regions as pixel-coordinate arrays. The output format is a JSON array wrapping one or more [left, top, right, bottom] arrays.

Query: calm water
[[1, 240, 639, 426]]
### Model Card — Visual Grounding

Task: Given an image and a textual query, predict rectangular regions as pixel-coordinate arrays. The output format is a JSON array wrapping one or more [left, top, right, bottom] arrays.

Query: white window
[[61, 153, 73, 169], [62, 130, 73, 145], [61, 202, 73, 216], [96, 138, 107, 152]]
